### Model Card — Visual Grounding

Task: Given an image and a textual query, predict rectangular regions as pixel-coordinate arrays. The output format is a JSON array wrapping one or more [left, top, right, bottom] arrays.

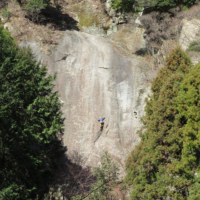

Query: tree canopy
[[125, 47, 200, 199], [0, 26, 65, 199], [111, 0, 199, 12]]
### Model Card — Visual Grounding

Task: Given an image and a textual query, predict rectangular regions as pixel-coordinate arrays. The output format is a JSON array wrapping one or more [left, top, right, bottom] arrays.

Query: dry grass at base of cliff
[[49, 150, 128, 200], [48, 150, 95, 199], [113, 183, 127, 200]]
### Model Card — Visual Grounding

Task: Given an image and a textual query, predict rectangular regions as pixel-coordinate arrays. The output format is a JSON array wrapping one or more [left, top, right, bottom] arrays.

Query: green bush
[[15, 0, 51, 15], [25, 0, 52, 23], [111, 0, 142, 12], [182, 5, 189, 10], [188, 178, 200, 200], [186, 40, 200, 52], [1, 7, 11, 19], [26, 0, 50, 12], [111, 0, 199, 12]]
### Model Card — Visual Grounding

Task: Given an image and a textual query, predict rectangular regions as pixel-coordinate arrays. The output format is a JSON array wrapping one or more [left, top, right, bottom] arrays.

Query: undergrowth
[[186, 40, 200, 52]]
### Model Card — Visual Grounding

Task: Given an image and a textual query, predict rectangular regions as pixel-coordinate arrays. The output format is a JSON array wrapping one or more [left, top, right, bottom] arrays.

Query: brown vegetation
[[136, 2, 200, 67], [0, 0, 78, 49], [48, 150, 95, 199], [0, 0, 7, 9], [140, 2, 200, 52]]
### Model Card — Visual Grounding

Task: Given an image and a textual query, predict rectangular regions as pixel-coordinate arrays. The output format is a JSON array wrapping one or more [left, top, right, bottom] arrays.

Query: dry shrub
[[113, 184, 127, 200], [0, 0, 8, 9], [140, 2, 200, 54], [49, 150, 95, 199], [4, 0, 78, 47], [144, 54, 154, 62], [140, 11, 180, 48]]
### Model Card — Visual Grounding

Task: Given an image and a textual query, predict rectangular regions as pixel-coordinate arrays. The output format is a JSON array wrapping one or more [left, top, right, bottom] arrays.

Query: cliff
[[19, 29, 156, 168], [2, 0, 200, 170]]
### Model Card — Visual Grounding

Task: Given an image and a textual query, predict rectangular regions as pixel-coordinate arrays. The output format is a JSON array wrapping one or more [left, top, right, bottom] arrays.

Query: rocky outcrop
[[179, 19, 200, 51], [20, 29, 157, 168], [179, 18, 200, 64], [110, 25, 146, 53], [66, 0, 133, 36]]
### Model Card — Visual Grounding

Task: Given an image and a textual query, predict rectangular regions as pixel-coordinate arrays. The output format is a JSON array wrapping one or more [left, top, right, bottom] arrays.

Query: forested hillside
[[125, 47, 200, 199]]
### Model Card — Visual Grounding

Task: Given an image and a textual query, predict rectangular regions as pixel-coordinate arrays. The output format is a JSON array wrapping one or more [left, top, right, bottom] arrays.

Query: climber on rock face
[[98, 117, 105, 131]]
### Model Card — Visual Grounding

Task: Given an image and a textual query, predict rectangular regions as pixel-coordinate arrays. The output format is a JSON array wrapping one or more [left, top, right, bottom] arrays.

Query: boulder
[[3, 22, 13, 31]]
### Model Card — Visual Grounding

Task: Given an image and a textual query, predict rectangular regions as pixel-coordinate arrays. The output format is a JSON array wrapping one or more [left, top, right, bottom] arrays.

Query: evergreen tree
[[177, 63, 200, 198], [15, 0, 51, 23], [125, 47, 192, 199], [16, 0, 51, 6], [0, 26, 65, 199]]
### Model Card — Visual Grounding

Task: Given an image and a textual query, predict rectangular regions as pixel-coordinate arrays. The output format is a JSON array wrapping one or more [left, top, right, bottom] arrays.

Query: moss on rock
[[71, 1, 102, 29]]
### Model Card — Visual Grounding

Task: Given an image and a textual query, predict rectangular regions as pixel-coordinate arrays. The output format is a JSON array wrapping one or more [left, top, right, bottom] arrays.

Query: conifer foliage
[[111, 0, 199, 12], [125, 47, 197, 199], [0, 27, 65, 199], [177, 63, 200, 199]]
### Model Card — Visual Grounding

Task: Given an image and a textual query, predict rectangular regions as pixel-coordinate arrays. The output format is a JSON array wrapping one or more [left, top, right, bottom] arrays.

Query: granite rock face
[[179, 19, 200, 51], [20, 30, 157, 167], [179, 19, 200, 64]]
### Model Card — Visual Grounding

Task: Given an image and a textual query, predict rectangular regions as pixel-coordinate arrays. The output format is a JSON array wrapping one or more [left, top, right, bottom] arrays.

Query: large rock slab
[[20, 30, 157, 167], [179, 19, 200, 51], [179, 19, 200, 64]]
